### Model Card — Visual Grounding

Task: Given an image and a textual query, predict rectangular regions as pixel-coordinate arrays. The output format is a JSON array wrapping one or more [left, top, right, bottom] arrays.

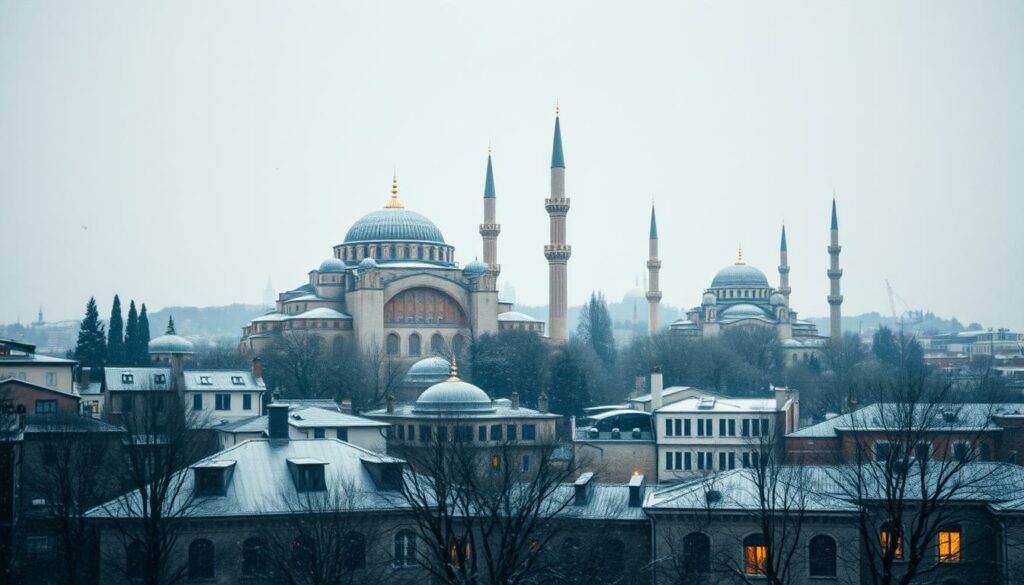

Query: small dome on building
[[414, 363, 494, 413], [358, 257, 379, 270], [719, 303, 770, 320], [148, 334, 195, 355], [702, 292, 717, 305], [770, 292, 786, 306], [319, 257, 347, 273], [710, 264, 770, 289], [403, 357, 451, 385], [463, 260, 488, 277]]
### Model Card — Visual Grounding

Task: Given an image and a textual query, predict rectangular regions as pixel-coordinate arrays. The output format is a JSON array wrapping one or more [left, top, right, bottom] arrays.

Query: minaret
[[778, 224, 791, 306], [646, 204, 662, 336], [544, 107, 571, 342], [480, 148, 501, 276], [827, 196, 843, 341]]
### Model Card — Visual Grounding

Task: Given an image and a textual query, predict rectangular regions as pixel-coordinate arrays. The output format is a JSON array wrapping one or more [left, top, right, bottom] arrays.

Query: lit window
[[491, 455, 501, 469], [938, 527, 961, 563], [743, 534, 768, 575], [881, 524, 904, 560], [199, 376, 212, 385]]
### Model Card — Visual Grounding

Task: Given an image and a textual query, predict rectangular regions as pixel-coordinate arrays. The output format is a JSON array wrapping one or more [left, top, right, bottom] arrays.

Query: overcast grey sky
[[1, 1, 1022, 330]]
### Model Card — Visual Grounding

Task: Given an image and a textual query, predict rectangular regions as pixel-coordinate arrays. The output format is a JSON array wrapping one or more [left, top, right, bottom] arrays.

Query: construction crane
[[886, 280, 899, 324], [885, 279, 923, 331]]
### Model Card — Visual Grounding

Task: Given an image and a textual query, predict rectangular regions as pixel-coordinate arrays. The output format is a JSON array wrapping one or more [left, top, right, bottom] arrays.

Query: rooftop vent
[[698, 397, 716, 410], [628, 474, 646, 507], [942, 410, 958, 423], [574, 472, 594, 506]]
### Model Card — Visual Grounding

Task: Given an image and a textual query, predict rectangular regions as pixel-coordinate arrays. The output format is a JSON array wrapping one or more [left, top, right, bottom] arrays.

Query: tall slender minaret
[[480, 148, 501, 276], [544, 107, 571, 342], [827, 196, 843, 341], [778, 224, 791, 306], [646, 204, 662, 336]]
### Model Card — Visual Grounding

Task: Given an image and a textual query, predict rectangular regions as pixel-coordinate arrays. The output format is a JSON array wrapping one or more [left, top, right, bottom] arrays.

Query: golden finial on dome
[[555, 99, 560, 117], [385, 173, 404, 209], [447, 355, 460, 381], [736, 244, 745, 265]]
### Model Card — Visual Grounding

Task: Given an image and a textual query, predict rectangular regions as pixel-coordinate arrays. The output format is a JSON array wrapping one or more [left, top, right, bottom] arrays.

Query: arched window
[[386, 333, 400, 357], [242, 537, 268, 577], [126, 540, 145, 581], [343, 531, 366, 570], [188, 539, 215, 580], [409, 333, 421, 357], [452, 334, 466, 356], [743, 534, 767, 575], [430, 333, 445, 355], [682, 532, 710, 574], [808, 535, 837, 576], [598, 538, 625, 575], [394, 530, 416, 568], [383, 288, 466, 325], [881, 522, 904, 560]]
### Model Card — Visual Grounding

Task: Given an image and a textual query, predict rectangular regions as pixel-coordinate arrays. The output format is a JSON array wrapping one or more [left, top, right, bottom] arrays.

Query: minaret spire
[[778, 224, 791, 306], [544, 105, 571, 342], [827, 195, 843, 342], [646, 204, 662, 336], [480, 147, 501, 276]]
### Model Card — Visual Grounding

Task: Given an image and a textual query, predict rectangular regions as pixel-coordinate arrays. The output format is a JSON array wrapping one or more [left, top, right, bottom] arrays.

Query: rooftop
[[787, 403, 1024, 438]]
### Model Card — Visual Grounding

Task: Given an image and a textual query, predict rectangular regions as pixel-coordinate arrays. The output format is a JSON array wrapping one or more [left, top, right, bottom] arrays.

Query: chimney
[[386, 394, 395, 414], [650, 366, 663, 412], [574, 472, 594, 505], [169, 353, 186, 393], [538, 393, 549, 413], [268, 403, 289, 441], [251, 358, 263, 382], [628, 474, 646, 507], [511, 392, 519, 410], [78, 367, 91, 390], [634, 375, 645, 398]]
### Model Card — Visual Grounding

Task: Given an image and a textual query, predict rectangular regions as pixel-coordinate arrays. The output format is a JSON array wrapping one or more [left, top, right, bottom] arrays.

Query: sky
[[1, 1, 1022, 331]]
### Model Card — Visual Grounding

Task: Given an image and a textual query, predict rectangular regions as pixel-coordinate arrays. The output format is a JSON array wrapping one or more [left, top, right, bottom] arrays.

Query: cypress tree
[[138, 303, 151, 364], [576, 291, 617, 365], [124, 300, 141, 366], [165, 315, 176, 335], [107, 295, 125, 366], [73, 297, 107, 370]]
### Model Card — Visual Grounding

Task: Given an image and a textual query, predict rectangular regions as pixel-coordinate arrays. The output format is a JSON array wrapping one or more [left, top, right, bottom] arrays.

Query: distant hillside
[[805, 311, 978, 338]]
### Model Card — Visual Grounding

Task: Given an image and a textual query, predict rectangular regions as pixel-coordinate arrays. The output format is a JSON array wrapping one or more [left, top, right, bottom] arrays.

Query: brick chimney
[[268, 403, 289, 441], [78, 367, 90, 390], [538, 393, 549, 413], [628, 474, 646, 507], [650, 366, 663, 412], [386, 394, 395, 414]]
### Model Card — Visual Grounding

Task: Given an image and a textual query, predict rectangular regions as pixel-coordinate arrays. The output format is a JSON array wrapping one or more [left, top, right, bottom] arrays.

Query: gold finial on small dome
[[555, 99, 560, 117], [447, 355, 460, 381], [385, 173, 404, 209], [736, 245, 745, 265]]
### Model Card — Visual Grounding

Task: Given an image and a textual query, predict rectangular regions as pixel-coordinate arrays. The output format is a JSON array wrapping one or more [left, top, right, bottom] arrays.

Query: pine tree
[[138, 303, 151, 364], [107, 295, 125, 366], [73, 297, 107, 370], [124, 300, 141, 366], [166, 315, 176, 335], [547, 341, 592, 417]]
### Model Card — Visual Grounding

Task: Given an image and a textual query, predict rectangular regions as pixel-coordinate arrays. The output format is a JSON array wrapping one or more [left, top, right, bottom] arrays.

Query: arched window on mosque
[[431, 334, 445, 355], [409, 334, 421, 357], [384, 288, 466, 326], [386, 334, 400, 357], [452, 334, 465, 356]]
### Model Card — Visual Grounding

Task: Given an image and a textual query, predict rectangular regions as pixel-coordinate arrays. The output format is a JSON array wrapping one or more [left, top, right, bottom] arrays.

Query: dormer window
[[121, 373, 134, 384], [287, 458, 327, 492], [231, 376, 244, 385], [154, 374, 166, 384], [199, 376, 212, 385], [192, 461, 235, 497]]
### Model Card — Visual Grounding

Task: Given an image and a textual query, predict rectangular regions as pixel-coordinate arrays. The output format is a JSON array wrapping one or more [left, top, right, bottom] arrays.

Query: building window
[[409, 333, 421, 357], [684, 452, 692, 470], [491, 454, 501, 469], [386, 333, 400, 356], [35, 400, 57, 414], [742, 419, 749, 436], [45, 372, 56, 387], [192, 394, 203, 411], [243, 394, 252, 410], [231, 376, 244, 385], [122, 373, 134, 384], [684, 419, 691, 436], [523, 424, 536, 440], [242, 537, 268, 577], [743, 534, 767, 575], [881, 522, 904, 561], [952, 442, 970, 462], [337, 428, 348, 441], [154, 374, 166, 384], [394, 530, 417, 568], [490, 424, 503, 441], [507, 424, 517, 441], [665, 451, 673, 470], [719, 419, 726, 436], [431, 333, 445, 355], [122, 395, 134, 413], [598, 538, 625, 576], [478, 425, 487, 441], [808, 535, 837, 576], [665, 419, 672, 436], [215, 394, 231, 410], [420, 425, 432, 442], [938, 526, 961, 563], [522, 455, 531, 471], [188, 539, 215, 580], [343, 532, 366, 570], [397, 425, 406, 440], [914, 443, 930, 462], [682, 532, 710, 574], [314, 428, 325, 439], [875, 443, 893, 462], [674, 418, 682, 436], [199, 376, 212, 385]]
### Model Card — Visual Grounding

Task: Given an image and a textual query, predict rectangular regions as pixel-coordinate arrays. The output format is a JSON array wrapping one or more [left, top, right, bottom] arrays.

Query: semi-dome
[[344, 208, 446, 245], [319, 257, 347, 273], [719, 303, 770, 320], [414, 373, 494, 413], [462, 260, 488, 276], [404, 357, 451, 384], [710, 264, 770, 289], [770, 292, 786, 306], [358, 257, 378, 270], [148, 334, 195, 354]]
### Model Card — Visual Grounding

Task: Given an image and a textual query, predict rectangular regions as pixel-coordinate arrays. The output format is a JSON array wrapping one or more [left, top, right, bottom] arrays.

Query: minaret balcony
[[544, 244, 572, 261], [828, 244, 842, 254], [646, 259, 662, 269], [646, 291, 663, 301], [479, 223, 501, 237], [828, 295, 844, 305], [827, 268, 843, 278], [778, 265, 790, 274], [544, 198, 571, 213]]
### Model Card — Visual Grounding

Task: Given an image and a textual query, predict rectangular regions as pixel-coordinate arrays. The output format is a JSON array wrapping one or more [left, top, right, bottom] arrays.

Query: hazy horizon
[[2, 1, 1022, 330]]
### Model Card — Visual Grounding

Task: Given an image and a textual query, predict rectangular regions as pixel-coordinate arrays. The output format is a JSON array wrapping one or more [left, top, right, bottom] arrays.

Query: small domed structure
[[413, 361, 494, 413], [358, 257, 378, 270], [403, 357, 451, 385], [319, 257, 346, 273], [719, 303, 770, 320], [770, 292, 786, 306], [702, 292, 717, 305], [148, 334, 195, 355], [462, 260, 488, 277]]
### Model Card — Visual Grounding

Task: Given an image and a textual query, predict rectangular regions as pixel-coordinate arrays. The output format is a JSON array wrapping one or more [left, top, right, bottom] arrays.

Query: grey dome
[[403, 357, 451, 385], [702, 292, 717, 305], [344, 208, 446, 244], [463, 260, 488, 276], [414, 378, 494, 413], [719, 303, 770, 320], [770, 292, 786, 306], [358, 257, 378, 270], [711, 264, 770, 289], [319, 257, 346, 273], [148, 334, 195, 354]]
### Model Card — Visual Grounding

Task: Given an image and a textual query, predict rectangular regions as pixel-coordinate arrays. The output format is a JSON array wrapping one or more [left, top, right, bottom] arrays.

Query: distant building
[[212, 403, 389, 453], [0, 338, 76, 394]]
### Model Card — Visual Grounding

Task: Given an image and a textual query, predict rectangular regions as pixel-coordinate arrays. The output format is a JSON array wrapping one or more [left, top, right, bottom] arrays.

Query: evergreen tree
[[546, 341, 592, 417], [165, 315, 176, 335], [138, 303, 151, 363], [576, 291, 616, 365], [872, 326, 901, 368], [73, 297, 106, 370], [124, 300, 141, 366], [106, 295, 125, 366]]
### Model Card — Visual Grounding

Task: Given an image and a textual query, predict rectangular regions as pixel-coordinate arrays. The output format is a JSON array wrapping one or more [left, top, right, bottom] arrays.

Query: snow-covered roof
[[655, 395, 780, 414], [787, 403, 1024, 438], [497, 311, 541, 322], [182, 370, 264, 392], [287, 307, 352, 320]]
